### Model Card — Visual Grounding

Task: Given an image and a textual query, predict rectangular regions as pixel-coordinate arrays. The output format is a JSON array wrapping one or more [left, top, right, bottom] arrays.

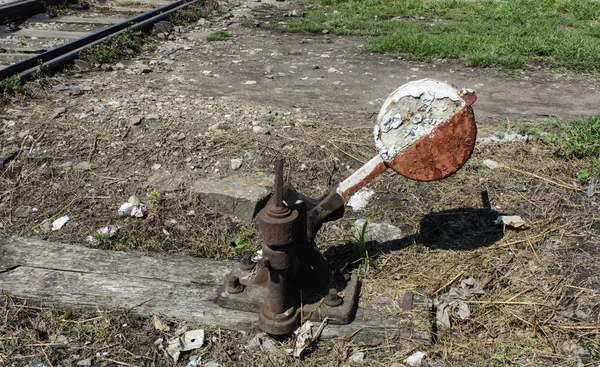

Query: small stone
[[348, 352, 364, 363], [482, 159, 501, 169], [129, 116, 143, 125], [353, 219, 403, 244], [152, 163, 162, 170], [208, 122, 226, 131], [115, 63, 125, 70], [141, 67, 153, 74], [14, 205, 33, 218], [52, 107, 66, 119], [40, 219, 52, 234], [322, 29, 330, 34], [69, 87, 83, 96], [252, 126, 269, 134], [191, 173, 273, 223], [230, 158, 243, 170], [242, 80, 257, 85], [76, 358, 92, 367], [145, 113, 160, 121], [73, 161, 92, 172], [312, 65, 320, 69], [73, 59, 91, 71], [202, 70, 213, 76]]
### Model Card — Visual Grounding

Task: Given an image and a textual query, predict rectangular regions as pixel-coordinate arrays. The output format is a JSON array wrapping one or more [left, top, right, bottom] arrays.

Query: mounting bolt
[[324, 288, 343, 307], [239, 254, 256, 271], [227, 276, 244, 294]]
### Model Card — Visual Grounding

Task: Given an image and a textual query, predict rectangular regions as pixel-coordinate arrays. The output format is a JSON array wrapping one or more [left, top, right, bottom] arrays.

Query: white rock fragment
[[404, 351, 427, 366], [482, 159, 502, 169], [494, 215, 527, 229], [347, 188, 375, 211], [348, 351, 365, 363], [230, 158, 243, 170]]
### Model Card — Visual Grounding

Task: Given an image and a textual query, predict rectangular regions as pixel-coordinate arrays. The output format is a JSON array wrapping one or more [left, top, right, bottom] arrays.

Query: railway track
[[0, 0, 202, 82]]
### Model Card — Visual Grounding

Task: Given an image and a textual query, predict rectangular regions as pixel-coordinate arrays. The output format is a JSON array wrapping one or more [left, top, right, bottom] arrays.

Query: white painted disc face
[[374, 79, 465, 162]]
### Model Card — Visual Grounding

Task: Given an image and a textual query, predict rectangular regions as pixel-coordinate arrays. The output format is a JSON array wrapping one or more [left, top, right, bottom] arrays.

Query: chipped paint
[[336, 155, 387, 200], [375, 79, 466, 161]]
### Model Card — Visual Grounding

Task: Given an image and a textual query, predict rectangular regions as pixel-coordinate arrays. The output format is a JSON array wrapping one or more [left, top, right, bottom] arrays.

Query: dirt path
[[159, 1, 600, 124]]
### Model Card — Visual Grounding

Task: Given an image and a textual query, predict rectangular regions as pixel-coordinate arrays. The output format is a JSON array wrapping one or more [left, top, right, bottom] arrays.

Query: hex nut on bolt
[[227, 276, 244, 294], [239, 254, 256, 271], [324, 288, 343, 307]]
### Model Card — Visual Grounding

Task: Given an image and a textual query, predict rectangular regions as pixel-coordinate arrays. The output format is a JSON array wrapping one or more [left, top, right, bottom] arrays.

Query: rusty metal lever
[[217, 79, 478, 335]]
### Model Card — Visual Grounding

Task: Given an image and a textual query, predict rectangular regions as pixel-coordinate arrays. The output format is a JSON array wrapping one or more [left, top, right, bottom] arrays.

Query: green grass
[[521, 114, 600, 179], [268, 0, 600, 72], [79, 30, 142, 64], [354, 217, 371, 273], [206, 30, 232, 41]]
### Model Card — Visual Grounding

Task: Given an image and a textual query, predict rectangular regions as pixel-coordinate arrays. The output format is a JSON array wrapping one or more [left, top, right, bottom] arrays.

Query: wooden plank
[[0, 45, 46, 53], [10, 29, 89, 39], [35, 15, 128, 25], [101, 6, 154, 13], [0, 236, 431, 343]]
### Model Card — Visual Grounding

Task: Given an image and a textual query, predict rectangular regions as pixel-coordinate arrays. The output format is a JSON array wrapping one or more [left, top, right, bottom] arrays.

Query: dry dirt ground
[[1, 0, 600, 366]]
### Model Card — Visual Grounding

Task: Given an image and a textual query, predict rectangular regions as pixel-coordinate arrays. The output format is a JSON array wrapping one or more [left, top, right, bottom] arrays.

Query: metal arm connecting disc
[[217, 79, 478, 335]]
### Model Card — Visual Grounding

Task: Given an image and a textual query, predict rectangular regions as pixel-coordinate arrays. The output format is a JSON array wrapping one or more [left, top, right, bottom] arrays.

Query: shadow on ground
[[324, 191, 505, 272]]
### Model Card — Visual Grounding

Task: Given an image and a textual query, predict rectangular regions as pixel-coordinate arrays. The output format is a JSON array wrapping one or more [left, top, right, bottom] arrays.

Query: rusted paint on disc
[[387, 106, 477, 181], [374, 79, 477, 182]]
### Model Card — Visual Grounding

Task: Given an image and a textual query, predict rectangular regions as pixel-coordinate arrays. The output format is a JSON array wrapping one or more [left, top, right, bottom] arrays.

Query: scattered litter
[[51, 215, 70, 231], [292, 321, 312, 357], [252, 249, 263, 262], [347, 188, 375, 211], [348, 351, 365, 363], [587, 183, 595, 198], [482, 159, 501, 170], [404, 351, 427, 366], [186, 355, 201, 367], [166, 329, 205, 363], [118, 195, 147, 218], [86, 225, 120, 244], [494, 215, 528, 229], [434, 277, 485, 329], [152, 315, 170, 332]]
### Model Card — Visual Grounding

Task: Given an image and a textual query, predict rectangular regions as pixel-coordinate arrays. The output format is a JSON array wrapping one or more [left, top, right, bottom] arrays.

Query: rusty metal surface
[[336, 155, 387, 201], [387, 106, 477, 181], [216, 79, 478, 335], [374, 79, 477, 182], [217, 158, 358, 335]]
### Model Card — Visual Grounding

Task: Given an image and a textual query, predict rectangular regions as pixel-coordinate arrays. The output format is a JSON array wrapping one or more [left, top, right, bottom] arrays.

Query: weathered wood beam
[[0, 235, 431, 344]]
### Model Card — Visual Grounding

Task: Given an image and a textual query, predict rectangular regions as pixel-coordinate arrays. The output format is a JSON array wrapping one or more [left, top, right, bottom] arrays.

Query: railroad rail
[[0, 0, 202, 82]]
